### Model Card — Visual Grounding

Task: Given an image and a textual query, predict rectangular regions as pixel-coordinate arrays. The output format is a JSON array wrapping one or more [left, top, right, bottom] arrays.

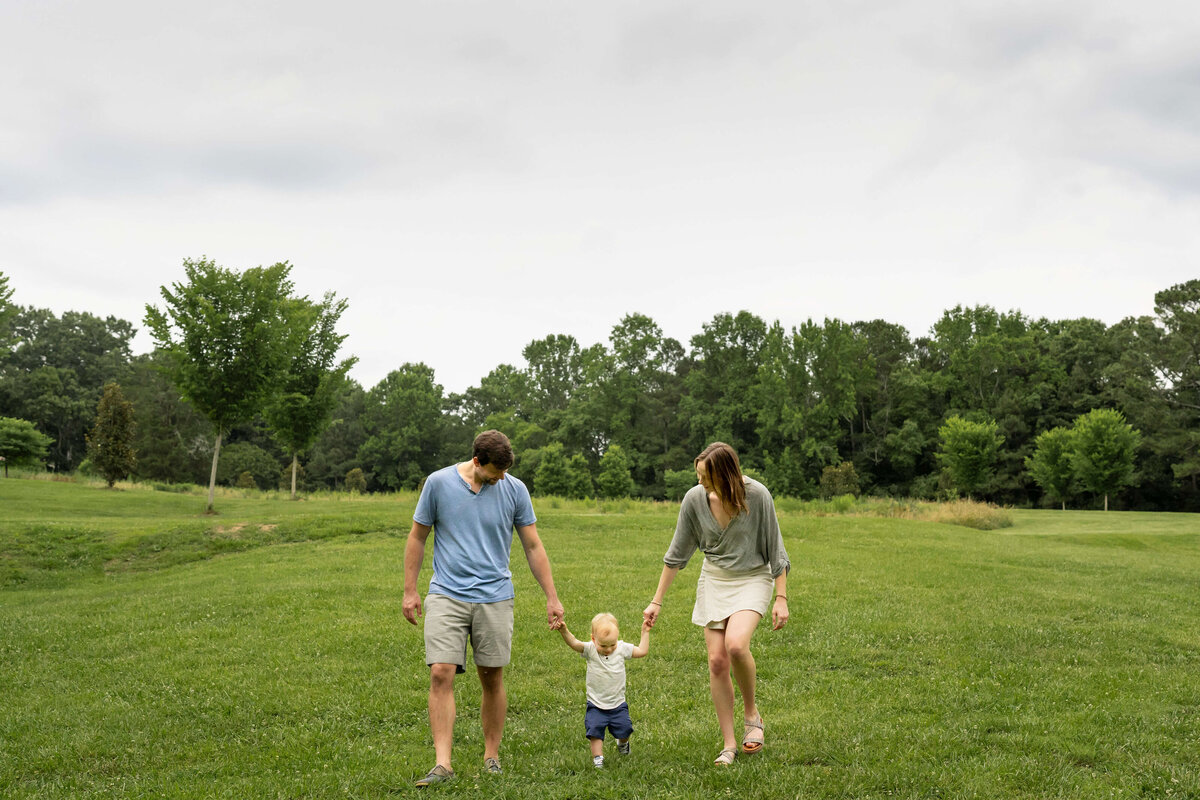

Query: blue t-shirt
[[413, 464, 537, 603]]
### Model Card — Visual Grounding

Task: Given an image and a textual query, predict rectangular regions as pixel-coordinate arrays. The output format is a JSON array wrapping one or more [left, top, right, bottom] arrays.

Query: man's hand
[[547, 598, 564, 630], [402, 589, 423, 625]]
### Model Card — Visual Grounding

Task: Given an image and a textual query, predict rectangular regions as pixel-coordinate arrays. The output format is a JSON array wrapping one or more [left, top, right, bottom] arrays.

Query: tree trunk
[[1104, 493, 1109, 512], [291, 453, 298, 500], [1061, 500, 1065, 511], [207, 431, 223, 512]]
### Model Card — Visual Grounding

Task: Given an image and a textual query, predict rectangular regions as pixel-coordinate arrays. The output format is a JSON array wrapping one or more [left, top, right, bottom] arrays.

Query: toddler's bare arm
[[557, 623, 586, 653], [632, 619, 651, 658]]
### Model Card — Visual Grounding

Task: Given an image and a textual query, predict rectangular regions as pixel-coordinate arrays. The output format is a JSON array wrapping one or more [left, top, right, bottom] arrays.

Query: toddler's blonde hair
[[590, 612, 619, 637]]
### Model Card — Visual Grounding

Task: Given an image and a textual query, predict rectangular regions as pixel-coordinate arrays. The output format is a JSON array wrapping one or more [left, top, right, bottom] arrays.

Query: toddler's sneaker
[[593, 755, 605, 769], [617, 740, 631, 755]]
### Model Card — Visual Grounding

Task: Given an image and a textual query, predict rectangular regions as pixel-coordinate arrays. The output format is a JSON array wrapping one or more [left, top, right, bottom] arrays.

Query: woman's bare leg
[[723, 610, 763, 723], [705, 627, 737, 751]]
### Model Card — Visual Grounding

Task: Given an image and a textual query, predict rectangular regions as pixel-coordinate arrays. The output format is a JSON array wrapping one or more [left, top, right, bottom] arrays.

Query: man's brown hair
[[696, 441, 748, 513], [473, 429, 514, 470]]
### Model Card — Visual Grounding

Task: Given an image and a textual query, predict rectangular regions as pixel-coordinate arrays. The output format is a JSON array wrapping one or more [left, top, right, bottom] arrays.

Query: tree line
[[1, 264, 1197, 511]]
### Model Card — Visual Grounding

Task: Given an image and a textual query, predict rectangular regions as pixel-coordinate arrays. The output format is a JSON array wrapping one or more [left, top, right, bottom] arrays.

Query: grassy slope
[[1, 480, 1198, 799]]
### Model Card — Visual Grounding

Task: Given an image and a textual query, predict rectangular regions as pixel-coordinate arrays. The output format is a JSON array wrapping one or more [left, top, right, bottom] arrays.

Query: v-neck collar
[[704, 493, 738, 533], [456, 463, 485, 495]]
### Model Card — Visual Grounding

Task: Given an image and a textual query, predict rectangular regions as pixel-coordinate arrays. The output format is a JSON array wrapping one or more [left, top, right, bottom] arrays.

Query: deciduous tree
[[0, 416, 51, 476], [1071, 408, 1141, 511], [937, 415, 1003, 499], [0, 307, 134, 471], [145, 258, 301, 511], [264, 292, 356, 499], [305, 382, 368, 491], [1025, 427, 1074, 509], [357, 363, 447, 490]]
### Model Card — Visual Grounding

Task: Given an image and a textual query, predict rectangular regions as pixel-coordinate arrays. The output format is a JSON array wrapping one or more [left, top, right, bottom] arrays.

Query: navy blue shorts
[[585, 702, 633, 740]]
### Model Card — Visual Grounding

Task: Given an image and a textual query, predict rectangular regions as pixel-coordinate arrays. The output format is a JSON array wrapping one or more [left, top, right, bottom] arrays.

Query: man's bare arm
[[402, 522, 432, 625], [516, 523, 564, 629]]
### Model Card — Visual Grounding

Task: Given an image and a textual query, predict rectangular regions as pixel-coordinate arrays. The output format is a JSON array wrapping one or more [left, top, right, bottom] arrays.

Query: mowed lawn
[[1, 479, 1198, 799]]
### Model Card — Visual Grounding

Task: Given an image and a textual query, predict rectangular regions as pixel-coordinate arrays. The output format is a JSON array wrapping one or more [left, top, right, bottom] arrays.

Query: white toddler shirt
[[581, 641, 636, 709]]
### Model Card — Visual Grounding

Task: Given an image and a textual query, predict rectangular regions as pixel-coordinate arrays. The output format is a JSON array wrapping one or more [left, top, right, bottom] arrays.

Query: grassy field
[[2, 478, 1198, 799]]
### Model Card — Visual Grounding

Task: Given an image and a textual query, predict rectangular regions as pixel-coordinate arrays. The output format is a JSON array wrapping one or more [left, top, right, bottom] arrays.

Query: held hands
[[402, 590, 422, 626], [547, 598, 565, 630], [642, 601, 661, 628], [771, 596, 789, 631]]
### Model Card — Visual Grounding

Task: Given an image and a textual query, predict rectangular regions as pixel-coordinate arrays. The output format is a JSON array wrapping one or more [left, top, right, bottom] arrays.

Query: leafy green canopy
[[1026, 427, 1075, 509], [0, 416, 51, 475], [1072, 408, 1141, 510], [145, 258, 299, 436], [144, 257, 309, 510], [263, 291, 356, 497], [937, 416, 1003, 499]]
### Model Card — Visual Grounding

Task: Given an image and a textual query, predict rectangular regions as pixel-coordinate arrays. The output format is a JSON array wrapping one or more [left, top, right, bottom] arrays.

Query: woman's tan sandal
[[742, 716, 764, 754], [714, 748, 737, 766]]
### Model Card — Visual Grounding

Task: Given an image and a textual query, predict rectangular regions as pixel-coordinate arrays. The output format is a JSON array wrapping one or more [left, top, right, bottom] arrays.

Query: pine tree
[[86, 383, 137, 488]]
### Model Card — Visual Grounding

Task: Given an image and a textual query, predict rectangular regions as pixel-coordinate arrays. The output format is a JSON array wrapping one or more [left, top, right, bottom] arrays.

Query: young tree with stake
[[264, 292, 356, 499]]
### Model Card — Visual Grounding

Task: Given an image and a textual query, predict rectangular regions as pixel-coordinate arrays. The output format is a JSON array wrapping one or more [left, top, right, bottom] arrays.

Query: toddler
[[556, 612, 650, 768]]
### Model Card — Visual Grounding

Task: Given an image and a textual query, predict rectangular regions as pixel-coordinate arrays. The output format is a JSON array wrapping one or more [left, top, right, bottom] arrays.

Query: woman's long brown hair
[[696, 442, 748, 513]]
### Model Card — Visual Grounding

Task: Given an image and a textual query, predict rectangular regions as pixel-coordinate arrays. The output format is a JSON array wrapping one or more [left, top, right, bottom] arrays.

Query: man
[[402, 429, 564, 787]]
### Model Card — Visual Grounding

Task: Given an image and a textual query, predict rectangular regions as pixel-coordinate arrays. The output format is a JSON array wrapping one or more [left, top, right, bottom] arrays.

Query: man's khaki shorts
[[424, 593, 515, 674]]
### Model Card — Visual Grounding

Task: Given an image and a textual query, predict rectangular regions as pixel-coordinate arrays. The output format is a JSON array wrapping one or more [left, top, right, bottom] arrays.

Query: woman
[[644, 442, 790, 766]]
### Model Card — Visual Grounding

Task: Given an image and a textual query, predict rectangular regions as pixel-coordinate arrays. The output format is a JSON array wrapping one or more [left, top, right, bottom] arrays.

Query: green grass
[[2, 478, 1199, 798]]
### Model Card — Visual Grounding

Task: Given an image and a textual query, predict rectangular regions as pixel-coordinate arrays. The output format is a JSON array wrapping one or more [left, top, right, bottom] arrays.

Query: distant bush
[[235, 471, 258, 490], [146, 481, 195, 494], [217, 443, 280, 490], [345, 468, 367, 493], [820, 462, 861, 499]]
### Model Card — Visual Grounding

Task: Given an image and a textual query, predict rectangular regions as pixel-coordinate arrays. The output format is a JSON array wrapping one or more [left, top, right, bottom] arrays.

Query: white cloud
[[2, 0, 1198, 393]]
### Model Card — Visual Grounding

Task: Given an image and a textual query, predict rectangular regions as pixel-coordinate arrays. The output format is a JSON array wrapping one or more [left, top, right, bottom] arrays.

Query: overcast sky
[[2, 1, 1198, 393]]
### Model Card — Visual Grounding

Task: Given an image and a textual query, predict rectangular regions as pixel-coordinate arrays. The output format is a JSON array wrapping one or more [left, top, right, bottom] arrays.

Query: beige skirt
[[692, 559, 773, 629]]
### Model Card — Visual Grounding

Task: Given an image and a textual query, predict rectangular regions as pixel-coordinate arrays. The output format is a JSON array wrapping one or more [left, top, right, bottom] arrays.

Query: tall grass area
[[2, 478, 1198, 798], [777, 495, 1014, 530]]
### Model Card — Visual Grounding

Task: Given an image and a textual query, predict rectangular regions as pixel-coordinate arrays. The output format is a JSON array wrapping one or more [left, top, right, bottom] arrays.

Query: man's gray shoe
[[618, 740, 631, 755], [415, 765, 454, 787], [484, 757, 502, 774]]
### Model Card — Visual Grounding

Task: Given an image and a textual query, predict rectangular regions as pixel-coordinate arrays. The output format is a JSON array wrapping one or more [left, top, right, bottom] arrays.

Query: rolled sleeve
[[662, 496, 700, 569], [759, 490, 790, 577]]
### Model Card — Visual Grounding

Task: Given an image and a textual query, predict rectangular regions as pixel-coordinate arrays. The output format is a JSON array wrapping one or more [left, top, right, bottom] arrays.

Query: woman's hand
[[643, 602, 661, 628], [771, 597, 789, 630]]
